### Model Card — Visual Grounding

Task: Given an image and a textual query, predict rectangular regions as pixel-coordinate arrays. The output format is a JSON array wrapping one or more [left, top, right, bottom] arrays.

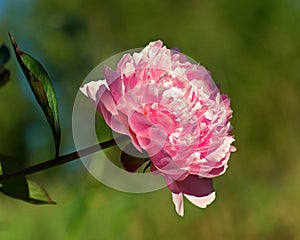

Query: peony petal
[[208, 165, 227, 177], [135, 125, 166, 154], [184, 191, 216, 208], [128, 111, 153, 133], [80, 80, 108, 104], [127, 127, 143, 152], [104, 65, 120, 85], [110, 110, 129, 135], [118, 54, 135, 77], [142, 40, 163, 60], [172, 193, 184, 217], [97, 89, 116, 127], [140, 83, 161, 103], [205, 136, 235, 163], [148, 40, 164, 49], [99, 88, 117, 114], [151, 155, 188, 181], [104, 66, 123, 102], [81, 81, 128, 135], [167, 175, 214, 197], [98, 89, 129, 135]]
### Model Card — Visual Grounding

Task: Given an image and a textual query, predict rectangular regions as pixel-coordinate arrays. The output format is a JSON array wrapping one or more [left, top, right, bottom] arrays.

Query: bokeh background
[[1, 0, 300, 239]]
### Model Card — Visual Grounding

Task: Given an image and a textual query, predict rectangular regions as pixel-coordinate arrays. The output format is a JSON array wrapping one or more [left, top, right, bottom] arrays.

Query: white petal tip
[[80, 80, 108, 103], [79, 85, 88, 96], [172, 193, 184, 217], [184, 192, 216, 208]]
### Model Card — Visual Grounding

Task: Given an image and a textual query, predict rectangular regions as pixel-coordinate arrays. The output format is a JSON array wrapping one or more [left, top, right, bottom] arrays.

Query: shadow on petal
[[167, 175, 214, 197]]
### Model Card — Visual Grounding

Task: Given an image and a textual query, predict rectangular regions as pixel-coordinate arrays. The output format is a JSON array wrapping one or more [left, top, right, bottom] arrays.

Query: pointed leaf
[[26, 179, 56, 204], [0, 43, 10, 86], [0, 65, 10, 87], [142, 161, 151, 173], [9, 33, 61, 157], [0, 43, 10, 64], [0, 154, 29, 199]]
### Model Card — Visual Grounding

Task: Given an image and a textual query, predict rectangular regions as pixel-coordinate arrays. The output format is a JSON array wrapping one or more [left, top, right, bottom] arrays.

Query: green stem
[[0, 136, 128, 181]]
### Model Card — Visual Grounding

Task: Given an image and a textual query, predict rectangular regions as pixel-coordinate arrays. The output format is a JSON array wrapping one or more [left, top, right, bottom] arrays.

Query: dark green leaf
[[9, 33, 61, 157], [142, 161, 151, 173], [0, 65, 10, 87], [0, 154, 56, 204], [121, 143, 149, 172], [0, 43, 10, 65], [0, 154, 29, 199]]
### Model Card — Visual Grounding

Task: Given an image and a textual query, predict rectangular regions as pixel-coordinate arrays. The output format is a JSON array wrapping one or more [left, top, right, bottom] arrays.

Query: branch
[[0, 135, 128, 181]]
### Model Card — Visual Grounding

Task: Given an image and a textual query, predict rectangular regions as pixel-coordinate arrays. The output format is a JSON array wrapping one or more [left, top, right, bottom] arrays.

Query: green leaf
[[26, 179, 56, 204], [0, 154, 56, 204], [0, 65, 10, 87], [0, 154, 29, 199], [0, 43, 10, 64], [9, 33, 61, 157]]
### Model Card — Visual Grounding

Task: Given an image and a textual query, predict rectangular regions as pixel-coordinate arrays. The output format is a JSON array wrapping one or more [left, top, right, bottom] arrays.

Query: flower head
[[81, 40, 236, 216]]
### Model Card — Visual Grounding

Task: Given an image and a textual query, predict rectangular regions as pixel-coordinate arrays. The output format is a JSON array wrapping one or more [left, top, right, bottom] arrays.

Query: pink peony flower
[[80, 40, 236, 216]]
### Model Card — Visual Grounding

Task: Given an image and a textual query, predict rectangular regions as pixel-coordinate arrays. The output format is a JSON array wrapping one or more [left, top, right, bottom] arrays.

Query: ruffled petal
[[205, 136, 235, 163]]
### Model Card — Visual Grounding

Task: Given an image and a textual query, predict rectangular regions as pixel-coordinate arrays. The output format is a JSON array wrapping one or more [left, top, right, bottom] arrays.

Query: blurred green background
[[1, 0, 300, 239]]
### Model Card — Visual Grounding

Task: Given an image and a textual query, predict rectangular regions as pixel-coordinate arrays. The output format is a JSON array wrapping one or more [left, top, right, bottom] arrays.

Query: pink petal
[[208, 165, 227, 177], [151, 156, 188, 181], [184, 191, 216, 208], [128, 111, 153, 134], [205, 136, 235, 163], [98, 90, 129, 135], [99, 88, 117, 115], [104, 65, 120, 85], [97, 89, 117, 129], [128, 111, 168, 157], [148, 40, 163, 49], [81, 81, 128, 135], [140, 83, 161, 103], [143, 41, 163, 59], [117, 54, 135, 76], [172, 193, 184, 217], [122, 72, 138, 90], [127, 127, 143, 152], [109, 115, 129, 135], [104, 66, 123, 102]]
